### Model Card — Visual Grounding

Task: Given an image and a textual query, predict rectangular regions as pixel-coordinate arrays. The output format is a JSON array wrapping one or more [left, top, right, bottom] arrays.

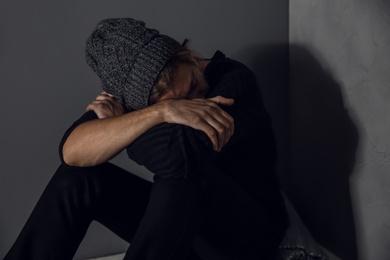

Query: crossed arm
[[61, 92, 234, 167], [62, 62, 266, 180]]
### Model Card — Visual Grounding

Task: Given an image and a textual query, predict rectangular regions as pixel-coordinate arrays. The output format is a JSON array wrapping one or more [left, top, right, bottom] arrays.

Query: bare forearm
[[62, 96, 233, 167], [62, 105, 164, 167]]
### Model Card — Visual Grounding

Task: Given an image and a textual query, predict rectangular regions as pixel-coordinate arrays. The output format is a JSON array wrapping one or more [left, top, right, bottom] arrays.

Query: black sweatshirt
[[59, 51, 288, 227]]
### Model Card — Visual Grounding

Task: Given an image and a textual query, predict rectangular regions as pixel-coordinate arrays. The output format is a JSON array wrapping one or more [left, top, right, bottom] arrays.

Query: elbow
[[62, 154, 77, 167], [62, 152, 98, 168], [62, 144, 96, 168], [62, 146, 81, 167]]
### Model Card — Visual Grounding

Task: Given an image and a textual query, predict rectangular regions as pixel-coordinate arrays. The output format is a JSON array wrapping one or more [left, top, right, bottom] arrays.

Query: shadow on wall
[[285, 44, 359, 260], [237, 43, 358, 259], [236, 43, 290, 185]]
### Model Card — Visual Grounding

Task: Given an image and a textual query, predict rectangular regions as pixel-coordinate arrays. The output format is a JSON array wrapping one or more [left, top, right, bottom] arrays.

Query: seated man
[[5, 18, 288, 260]]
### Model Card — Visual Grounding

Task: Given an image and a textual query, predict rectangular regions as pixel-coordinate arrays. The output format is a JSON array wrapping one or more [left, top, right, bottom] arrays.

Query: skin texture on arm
[[62, 105, 162, 167], [62, 92, 234, 167]]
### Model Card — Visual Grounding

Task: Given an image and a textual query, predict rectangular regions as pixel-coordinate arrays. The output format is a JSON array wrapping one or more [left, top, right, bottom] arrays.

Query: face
[[156, 63, 209, 102]]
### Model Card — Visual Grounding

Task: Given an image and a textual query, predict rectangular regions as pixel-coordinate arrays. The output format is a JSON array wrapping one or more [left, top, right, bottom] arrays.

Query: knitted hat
[[85, 18, 182, 110]]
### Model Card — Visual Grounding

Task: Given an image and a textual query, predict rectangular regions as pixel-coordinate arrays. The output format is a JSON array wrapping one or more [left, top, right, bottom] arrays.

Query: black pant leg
[[4, 162, 152, 260], [93, 163, 152, 243], [194, 167, 287, 260], [124, 175, 206, 260]]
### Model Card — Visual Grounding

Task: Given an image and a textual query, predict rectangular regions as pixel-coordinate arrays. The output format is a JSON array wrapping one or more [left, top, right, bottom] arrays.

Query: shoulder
[[205, 51, 256, 85], [207, 51, 253, 74]]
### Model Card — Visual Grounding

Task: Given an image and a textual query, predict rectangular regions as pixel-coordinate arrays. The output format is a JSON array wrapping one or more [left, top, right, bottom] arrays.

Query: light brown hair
[[149, 40, 203, 104]]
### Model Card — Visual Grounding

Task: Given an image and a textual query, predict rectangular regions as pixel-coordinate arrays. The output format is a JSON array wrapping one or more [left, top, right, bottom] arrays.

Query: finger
[[198, 108, 230, 151], [88, 100, 114, 115], [204, 105, 234, 149], [204, 113, 233, 151], [86, 103, 94, 112], [205, 102, 234, 130], [91, 99, 112, 106], [203, 124, 219, 151], [224, 118, 235, 148], [86, 103, 103, 117], [95, 94, 116, 103], [220, 115, 234, 144], [189, 101, 233, 148], [96, 96, 123, 112], [208, 96, 234, 106], [87, 101, 109, 111], [203, 100, 234, 123], [101, 91, 114, 97], [192, 116, 219, 151], [86, 102, 113, 119], [206, 118, 225, 151]]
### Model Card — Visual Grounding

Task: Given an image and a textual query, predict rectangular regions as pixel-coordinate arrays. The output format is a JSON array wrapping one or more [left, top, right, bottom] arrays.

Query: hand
[[86, 91, 128, 119], [157, 96, 235, 151]]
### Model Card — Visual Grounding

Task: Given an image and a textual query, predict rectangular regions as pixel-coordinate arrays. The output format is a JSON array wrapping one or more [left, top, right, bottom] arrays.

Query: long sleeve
[[126, 54, 271, 179]]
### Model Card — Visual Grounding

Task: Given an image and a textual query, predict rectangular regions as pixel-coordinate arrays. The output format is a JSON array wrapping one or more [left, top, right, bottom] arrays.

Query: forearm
[[126, 67, 268, 178], [62, 105, 164, 167]]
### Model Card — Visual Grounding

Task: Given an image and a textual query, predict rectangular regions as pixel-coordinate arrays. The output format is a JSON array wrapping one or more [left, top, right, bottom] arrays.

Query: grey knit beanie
[[85, 18, 182, 110]]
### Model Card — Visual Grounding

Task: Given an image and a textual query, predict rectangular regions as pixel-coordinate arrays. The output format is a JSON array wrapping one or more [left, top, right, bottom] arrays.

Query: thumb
[[208, 96, 235, 106]]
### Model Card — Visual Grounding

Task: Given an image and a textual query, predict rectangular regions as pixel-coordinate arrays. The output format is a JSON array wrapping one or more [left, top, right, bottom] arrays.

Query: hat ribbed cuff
[[124, 35, 181, 110]]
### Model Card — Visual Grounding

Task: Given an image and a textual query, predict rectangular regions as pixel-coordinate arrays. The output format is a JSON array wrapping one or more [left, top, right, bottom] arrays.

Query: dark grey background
[[0, 1, 288, 259], [2, 1, 389, 260]]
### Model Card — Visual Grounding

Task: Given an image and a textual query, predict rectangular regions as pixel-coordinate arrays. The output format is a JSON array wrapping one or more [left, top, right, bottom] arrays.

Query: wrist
[[145, 101, 167, 124], [151, 100, 171, 123]]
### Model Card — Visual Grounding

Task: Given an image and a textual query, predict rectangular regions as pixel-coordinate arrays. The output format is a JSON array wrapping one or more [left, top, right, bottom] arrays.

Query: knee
[[45, 164, 104, 201], [52, 164, 90, 186]]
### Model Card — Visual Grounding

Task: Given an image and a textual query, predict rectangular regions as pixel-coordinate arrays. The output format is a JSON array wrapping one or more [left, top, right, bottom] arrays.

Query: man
[[5, 18, 288, 259]]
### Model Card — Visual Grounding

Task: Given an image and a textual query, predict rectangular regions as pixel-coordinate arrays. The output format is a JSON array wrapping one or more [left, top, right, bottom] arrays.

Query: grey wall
[[289, 1, 390, 260], [0, 1, 288, 259]]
